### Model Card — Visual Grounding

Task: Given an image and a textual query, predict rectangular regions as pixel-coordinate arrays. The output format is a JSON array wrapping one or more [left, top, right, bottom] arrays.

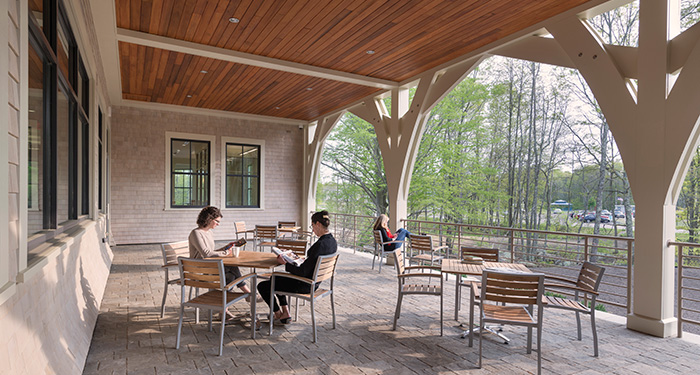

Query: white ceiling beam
[[492, 35, 638, 78], [116, 28, 398, 90], [91, 0, 122, 105]]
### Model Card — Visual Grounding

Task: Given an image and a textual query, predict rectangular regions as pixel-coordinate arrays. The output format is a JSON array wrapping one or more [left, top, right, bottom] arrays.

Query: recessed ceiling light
[[275, 106, 280, 110], [366, 50, 375, 55], [200, 70, 208, 74], [306, 87, 313, 91], [186, 95, 192, 98], [229, 17, 240, 23]]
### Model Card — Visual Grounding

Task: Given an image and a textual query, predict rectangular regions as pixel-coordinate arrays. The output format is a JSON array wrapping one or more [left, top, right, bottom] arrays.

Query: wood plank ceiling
[[115, 0, 592, 122]]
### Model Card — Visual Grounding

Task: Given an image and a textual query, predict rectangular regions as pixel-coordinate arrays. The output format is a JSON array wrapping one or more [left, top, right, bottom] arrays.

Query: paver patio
[[84, 244, 700, 374]]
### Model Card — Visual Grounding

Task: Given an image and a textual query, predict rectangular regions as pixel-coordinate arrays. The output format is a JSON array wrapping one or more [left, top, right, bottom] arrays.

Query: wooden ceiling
[[114, 0, 593, 122]]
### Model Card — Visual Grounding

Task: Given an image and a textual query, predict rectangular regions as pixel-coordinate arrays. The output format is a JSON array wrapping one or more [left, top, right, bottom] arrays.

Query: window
[[225, 143, 260, 208], [26, 0, 91, 259], [98, 108, 103, 212], [221, 137, 265, 209], [81, 119, 89, 215], [166, 132, 215, 209]]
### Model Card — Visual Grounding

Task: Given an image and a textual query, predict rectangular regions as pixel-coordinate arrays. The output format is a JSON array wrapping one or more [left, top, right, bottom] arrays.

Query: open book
[[271, 247, 304, 266]]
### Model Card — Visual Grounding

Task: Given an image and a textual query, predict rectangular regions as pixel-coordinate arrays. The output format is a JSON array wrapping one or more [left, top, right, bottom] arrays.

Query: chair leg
[[378, 253, 383, 273], [311, 298, 317, 343], [440, 280, 444, 337], [219, 311, 225, 356], [537, 325, 542, 375], [468, 290, 475, 347], [576, 310, 582, 341], [161, 273, 169, 318], [331, 292, 336, 329], [393, 293, 403, 330], [478, 317, 483, 368], [294, 297, 300, 321], [372, 251, 377, 270], [176, 305, 185, 349], [526, 307, 533, 354], [591, 310, 599, 357], [208, 309, 213, 332]]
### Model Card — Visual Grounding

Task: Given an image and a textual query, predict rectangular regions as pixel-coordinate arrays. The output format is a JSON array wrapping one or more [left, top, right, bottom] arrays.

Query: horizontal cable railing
[[668, 241, 700, 338], [324, 212, 632, 314]]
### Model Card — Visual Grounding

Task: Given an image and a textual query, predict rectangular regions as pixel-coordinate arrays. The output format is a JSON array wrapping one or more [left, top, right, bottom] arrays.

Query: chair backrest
[[234, 221, 247, 234], [461, 246, 499, 262], [178, 257, 225, 290], [576, 262, 605, 292], [255, 225, 278, 239], [393, 249, 406, 275], [410, 234, 433, 252], [312, 253, 340, 283], [276, 239, 307, 257], [161, 240, 190, 267], [373, 229, 383, 245], [481, 270, 544, 306], [278, 221, 296, 228]]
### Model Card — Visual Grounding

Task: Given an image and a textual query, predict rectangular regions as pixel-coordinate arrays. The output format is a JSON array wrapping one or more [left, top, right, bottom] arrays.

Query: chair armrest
[[544, 275, 577, 285], [224, 273, 258, 290], [469, 281, 481, 296], [162, 263, 178, 269], [397, 272, 442, 279], [433, 245, 448, 251], [545, 283, 599, 296], [405, 265, 441, 272], [269, 272, 314, 286]]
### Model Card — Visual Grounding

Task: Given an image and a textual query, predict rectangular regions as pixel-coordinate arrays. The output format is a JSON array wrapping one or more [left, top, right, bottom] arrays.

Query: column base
[[627, 313, 677, 337]]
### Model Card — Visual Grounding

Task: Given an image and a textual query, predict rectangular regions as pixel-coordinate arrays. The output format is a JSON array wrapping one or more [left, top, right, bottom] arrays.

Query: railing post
[[509, 229, 514, 263], [353, 215, 357, 253], [457, 224, 462, 260], [679, 243, 683, 336], [584, 236, 589, 263], [627, 239, 633, 314]]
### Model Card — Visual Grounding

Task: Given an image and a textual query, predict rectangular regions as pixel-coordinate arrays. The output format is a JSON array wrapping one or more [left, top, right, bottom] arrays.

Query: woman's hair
[[372, 214, 389, 230], [197, 206, 222, 228], [311, 210, 331, 228]]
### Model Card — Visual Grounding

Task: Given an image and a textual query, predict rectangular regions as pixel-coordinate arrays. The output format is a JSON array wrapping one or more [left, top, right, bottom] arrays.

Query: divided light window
[[171, 139, 210, 208], [226, 143, 260, 208]]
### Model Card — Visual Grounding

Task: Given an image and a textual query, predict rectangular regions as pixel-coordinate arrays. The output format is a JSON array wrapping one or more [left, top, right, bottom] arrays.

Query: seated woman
[[257, 210, 337, 325], [189, 206, 255, 313], [373, 213, 411, 251]]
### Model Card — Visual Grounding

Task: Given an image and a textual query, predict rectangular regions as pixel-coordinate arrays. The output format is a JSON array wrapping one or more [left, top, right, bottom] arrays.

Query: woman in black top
[[257, 210, 337, 325]]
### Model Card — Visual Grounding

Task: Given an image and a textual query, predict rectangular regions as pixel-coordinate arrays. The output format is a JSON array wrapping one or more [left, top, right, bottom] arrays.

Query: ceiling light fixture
[[306, 87, 313, 91], [366, 50, 375, 55], [275, 107, 280, 110], [200, 70, 208, 74], [186, 95, 192, 98], [229, 17, 240, 23]]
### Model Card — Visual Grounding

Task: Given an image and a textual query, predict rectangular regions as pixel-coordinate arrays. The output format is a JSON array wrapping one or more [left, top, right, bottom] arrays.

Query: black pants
[[224, 266, 245, 288], [257, 276, 313, 313]]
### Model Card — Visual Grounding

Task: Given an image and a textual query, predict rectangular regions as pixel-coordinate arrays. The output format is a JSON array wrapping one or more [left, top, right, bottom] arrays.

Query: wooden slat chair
[[175, 257, 257, 356], [392, 249, 444, 336], [254, 225, 278, 252], [456, 247, 500, 317], [234, 221, 254, 250], [160, 240, 190, 318], [268, 253, 340, 342], [277, 221, 297, 238], [469, 270, 545, 374], [544, 262, 605, 357], [372, 229, 406, 273], [276, 239, 308, 258], [408, 234, 446, 267]]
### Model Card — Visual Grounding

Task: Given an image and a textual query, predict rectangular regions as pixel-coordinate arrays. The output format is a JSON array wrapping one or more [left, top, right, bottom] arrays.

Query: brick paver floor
[[84, 244, 700, 374]]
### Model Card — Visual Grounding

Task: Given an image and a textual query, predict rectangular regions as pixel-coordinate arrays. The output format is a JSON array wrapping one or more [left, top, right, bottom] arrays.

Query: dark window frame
[[225, 143, 261, 208], [27, 0, 91, 255], [170, 138, 211, 208]]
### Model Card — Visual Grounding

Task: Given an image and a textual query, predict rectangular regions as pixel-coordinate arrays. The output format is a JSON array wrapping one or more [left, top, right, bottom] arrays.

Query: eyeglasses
[[213, 219, 221, 225]]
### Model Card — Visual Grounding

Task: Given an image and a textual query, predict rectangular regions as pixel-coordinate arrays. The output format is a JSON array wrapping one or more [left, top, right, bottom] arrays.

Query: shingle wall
[[110, 107, 305, 244]]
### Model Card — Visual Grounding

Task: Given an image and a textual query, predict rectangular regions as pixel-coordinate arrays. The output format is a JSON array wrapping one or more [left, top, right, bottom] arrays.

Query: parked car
[[600, 210, 612, 223], [614, 209, 625, 218], [581, 211, 596, 222], [571, 210, 584, 219]]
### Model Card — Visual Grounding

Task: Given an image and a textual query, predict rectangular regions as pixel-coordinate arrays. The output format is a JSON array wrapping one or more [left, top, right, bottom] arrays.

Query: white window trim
[[165, 131, 216, 210], [220, 136, 265, 211]]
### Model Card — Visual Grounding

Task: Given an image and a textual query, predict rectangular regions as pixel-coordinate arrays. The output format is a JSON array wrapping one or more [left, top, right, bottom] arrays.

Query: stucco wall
[[109, 107, 305, 244], [0, 220, 113, 374]]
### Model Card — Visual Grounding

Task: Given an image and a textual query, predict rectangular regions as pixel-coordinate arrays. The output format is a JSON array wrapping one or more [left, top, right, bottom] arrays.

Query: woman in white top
[[188, 206, 253, 299]]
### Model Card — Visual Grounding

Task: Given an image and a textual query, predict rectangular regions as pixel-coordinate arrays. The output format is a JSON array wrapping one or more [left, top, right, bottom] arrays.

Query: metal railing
[[324, 212, 633, 314], [668, 241, 700, 337]]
